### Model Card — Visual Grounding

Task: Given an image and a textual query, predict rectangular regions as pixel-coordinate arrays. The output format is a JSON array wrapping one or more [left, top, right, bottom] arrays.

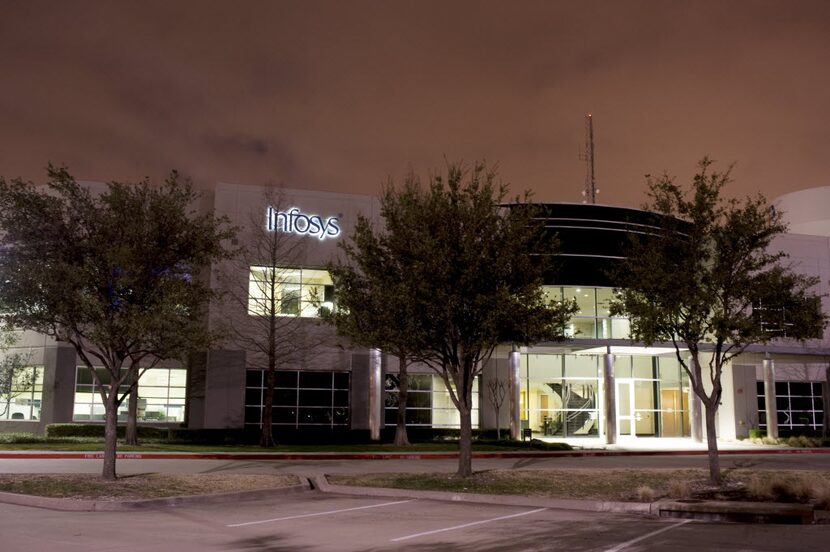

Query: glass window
[[385, 374, 433, 427], [565, 355, 599, 378], [527, 354, 562, 379], [563, 287, 596, 317], [595, 288, 615, 318], [299, 371, 333, 389], [556, 287, 631, 340], [609, 318, 630, 339], [632, 356, 655, 379], [72, 366, 187, 423], [0, 366, 43, 421], [658, 357, 683, 383], [758, 380, 824, 433], [248, 266, 334, 318], [275, 371, 298, 388], [244, 369, 350, 428], [385, 374, 479, 429], [569, 318, 596, 339]]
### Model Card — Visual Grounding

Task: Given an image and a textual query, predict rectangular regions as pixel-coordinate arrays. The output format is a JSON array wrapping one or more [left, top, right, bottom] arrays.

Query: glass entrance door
[[617, 379, 635, 437]]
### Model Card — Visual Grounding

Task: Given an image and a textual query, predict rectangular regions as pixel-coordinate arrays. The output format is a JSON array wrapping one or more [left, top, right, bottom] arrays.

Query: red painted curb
[[0, 448, 828, 461]]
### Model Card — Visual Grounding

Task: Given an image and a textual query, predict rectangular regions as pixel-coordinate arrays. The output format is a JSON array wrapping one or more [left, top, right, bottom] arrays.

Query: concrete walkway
[[0, 439, 827, 461]]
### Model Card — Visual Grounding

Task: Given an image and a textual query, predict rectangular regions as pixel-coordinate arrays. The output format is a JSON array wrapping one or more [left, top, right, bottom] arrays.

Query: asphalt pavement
[[1, 446, 830, 550]]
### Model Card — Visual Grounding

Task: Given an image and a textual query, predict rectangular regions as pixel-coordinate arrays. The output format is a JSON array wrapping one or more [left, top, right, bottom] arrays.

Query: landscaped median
[[0, 468, 828, 523], [326, 468, 830, 523], [0, 473, 306, 511]]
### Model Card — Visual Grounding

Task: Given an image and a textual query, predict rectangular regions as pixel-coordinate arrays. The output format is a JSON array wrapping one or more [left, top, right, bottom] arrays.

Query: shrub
[[747, 473, 830, 504], [784, 435, 820, 448], [748, 428, 765, 439], [166, 428, 259, 444], [46, 423, 169, 439], [814, 480, 830, 510], [0, 432, 47, 444], [636, 486, 656, 502], [667, 480, 692, 499]]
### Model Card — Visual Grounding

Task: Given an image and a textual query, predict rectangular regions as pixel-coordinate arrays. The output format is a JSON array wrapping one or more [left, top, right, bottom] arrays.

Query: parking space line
[[391, 507, 548, 542], [603, 519, 692, 552], [226, 499, 415, 527]]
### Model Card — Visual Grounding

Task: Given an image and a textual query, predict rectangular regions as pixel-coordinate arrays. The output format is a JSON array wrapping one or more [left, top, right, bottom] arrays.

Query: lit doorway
[[616, 378, 658, 437], [617, 379, 635, 437]]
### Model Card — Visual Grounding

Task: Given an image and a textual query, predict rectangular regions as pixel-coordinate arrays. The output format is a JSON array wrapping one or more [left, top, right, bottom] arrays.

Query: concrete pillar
[[689, 356, 703, 443], [508, 345, 521, 440], [603, 347, 616, 445], [42, 345, 78, 426], [763, 354, 778, 439], [823, 366, 830, 440], [368, 348, 382, 441], [187, 349, 246, 429]]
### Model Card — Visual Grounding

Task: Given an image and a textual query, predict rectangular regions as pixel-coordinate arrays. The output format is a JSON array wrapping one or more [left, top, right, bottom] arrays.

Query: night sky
[[2, 1, 829, 207]]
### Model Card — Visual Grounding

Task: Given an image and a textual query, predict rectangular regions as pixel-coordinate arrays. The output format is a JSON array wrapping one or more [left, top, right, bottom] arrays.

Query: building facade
[[1, 183, 828, 442]]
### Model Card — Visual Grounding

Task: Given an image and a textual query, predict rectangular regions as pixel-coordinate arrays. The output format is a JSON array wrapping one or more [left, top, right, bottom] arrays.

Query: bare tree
[[216, 189, 328, 447], [486, 378, 507, 440]]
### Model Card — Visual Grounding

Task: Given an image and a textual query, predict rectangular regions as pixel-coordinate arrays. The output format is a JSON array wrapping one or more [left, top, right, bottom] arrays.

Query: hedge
[[46, 424, 170, 439]]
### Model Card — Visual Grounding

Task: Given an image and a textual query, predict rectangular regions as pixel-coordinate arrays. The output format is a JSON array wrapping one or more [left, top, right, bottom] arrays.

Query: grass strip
[[328, 468, 830, 506], [0, 473, 300, 500]]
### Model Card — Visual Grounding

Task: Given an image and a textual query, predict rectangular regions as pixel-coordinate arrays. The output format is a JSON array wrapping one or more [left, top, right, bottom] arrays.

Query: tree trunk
[[495, 405, 501, 441], [457, 402, 473, 478], [704, 402, 721, 484], [261, 368, 276, 447], [394, 359, 410, 446], [124, 369, 139, 446], [102, 385, 119, 480]]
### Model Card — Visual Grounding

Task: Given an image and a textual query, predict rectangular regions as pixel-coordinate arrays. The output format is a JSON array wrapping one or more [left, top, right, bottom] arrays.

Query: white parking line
[[391, 507, 548, 542], [603, 519, 693, 552], [226, 499, 415, 528]]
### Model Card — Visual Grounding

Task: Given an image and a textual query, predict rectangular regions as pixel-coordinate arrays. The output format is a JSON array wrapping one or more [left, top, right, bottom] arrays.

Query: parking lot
[[2, 489, 829, 552]]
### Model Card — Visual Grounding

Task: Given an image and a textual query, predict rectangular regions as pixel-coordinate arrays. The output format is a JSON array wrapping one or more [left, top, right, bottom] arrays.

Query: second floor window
[[248, 266, 334, 318]]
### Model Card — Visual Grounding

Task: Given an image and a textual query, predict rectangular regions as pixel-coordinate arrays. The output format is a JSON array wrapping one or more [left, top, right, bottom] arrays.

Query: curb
[[0, 477, 314, 512], [1, 448, 828, 461], [311, 474, 654, 515], [312, 475, 825, 524], [658, 499, 815, 524]]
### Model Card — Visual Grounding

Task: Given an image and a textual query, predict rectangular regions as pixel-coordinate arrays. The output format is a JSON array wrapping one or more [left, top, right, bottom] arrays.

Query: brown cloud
[[1, 1, 829, 207]]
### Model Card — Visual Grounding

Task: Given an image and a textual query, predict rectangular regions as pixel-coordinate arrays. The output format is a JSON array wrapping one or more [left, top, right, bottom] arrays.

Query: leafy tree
[[0, 166, 235, 480], [612, 158, 826, 484], [215, 189, 325, 447], [327, 191, 428, 446], [331, 163, 576, 477]]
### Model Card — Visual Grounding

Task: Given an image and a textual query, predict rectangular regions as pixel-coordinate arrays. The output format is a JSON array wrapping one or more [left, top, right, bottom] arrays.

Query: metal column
[[763, 354, 778, 439], [368, 348, 382, 441], [603, 347, 616, 445], [508, 345, 521, 440], [689, 356, 703, 443]]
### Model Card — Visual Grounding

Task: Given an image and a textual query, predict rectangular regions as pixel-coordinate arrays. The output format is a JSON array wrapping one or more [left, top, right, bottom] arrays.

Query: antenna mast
[[581, 113, 598, 204]]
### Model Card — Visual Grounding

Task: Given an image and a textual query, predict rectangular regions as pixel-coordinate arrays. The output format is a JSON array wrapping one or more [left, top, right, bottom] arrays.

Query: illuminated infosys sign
[[266, 206, 341, 240]]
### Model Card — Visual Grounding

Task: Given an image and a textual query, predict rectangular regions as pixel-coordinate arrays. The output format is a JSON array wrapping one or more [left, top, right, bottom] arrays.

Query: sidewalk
[[0, 440, 826, 461]]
